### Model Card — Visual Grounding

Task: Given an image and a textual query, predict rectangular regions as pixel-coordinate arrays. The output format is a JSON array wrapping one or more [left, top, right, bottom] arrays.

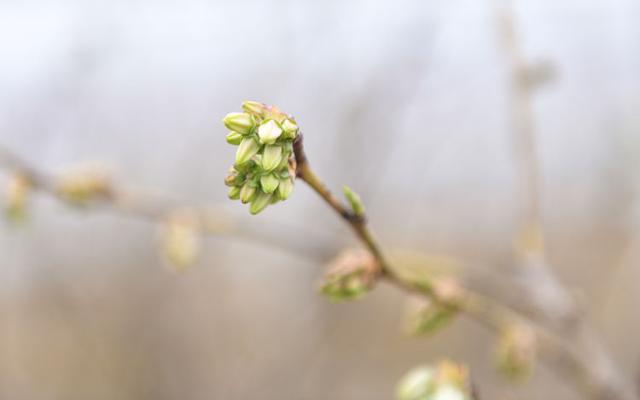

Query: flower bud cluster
[[222, 101, 298, 215]]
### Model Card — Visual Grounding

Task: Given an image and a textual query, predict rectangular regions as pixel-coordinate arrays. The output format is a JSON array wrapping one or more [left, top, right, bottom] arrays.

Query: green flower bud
[[240, 183, 257, 204], [249, 192, 272, 215], [276, 151, 291, 170], [260, 174, 279, 194], [235, 137, 260, 165], [281, 119, 298, 139], [228, 186, 241, 200], [225, 131, 243, 145], [223, 112, 255, 135], [257, 119, 283, 144], [224, 174, 236, 187], [261, 145, 282, 172], [343, 185, 365, 216], [277, 177, 293, 200], [242, 101, 266, 117]]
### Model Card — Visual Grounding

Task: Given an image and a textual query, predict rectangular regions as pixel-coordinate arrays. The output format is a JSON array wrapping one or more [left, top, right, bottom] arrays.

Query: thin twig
[[293, 133, 632, 399]]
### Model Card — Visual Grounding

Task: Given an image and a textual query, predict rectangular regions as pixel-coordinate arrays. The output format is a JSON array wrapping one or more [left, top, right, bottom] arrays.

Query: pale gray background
[[0, 0, 639, 399]]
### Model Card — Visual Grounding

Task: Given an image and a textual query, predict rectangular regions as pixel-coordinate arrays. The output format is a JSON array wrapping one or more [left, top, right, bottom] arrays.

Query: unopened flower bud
[[277, 177, 293, 200], [160, 211, 200, 272], [223, 174, 237, 187], [404, 296, 457, 336], [396, 361, 471, 400], [235, 137, 260, 165], [260, 174, 279, 194], [240, 182, 257, 204], [225, 131, 243, 145], [261, 145, 282, 172], [495, 323, 536, 380], [228, 186, 241, 200], [242, 100, 266, 117], [257, 119, 283, 144], [5, 173, 30, 223], [281, 119, 298, 139], [249, 192, 272, 215], [431, 385, 467, 400], [396, 366, 435, 400], [223, 112, 255, 135], [343, 185, 365, 216], [56, 167, 110, 205], [319, 249, 379, 302], [276, 151, 291, 170]]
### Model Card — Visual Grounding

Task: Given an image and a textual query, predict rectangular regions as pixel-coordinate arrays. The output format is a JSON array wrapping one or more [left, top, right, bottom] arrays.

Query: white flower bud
[[242, 101, 266, 118], [257, 119, 283, 144], [396, 366, 435, 400], [431, 385, 467, 400], [261, 145, 282, 172], [281, 119, 298, 139], [260, 174, 279, 194], [235, 137, 260, 165], [223, 112, 255, 135], [240, 183, 257, 204]]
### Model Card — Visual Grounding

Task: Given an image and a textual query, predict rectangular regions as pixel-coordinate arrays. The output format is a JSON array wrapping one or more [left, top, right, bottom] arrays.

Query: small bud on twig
[[56, 166, 111, 206], [319, 248, 380, 302], [160, 210, 201, 272], [4, 172, 31, 223], [404, 295, 458, 336], [343, 185, 365, 217], [495, 322, 536, 380]]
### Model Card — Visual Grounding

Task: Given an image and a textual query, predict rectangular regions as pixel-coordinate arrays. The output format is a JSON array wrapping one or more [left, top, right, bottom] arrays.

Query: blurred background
[[0, 0, 639, 399]]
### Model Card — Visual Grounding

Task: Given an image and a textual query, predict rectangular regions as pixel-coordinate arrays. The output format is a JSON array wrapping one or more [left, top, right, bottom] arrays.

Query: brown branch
[[293, 133, 636, 400]]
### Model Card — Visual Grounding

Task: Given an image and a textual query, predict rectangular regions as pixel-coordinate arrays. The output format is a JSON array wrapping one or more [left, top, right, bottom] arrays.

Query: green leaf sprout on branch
[[222, 101, 298, 215]]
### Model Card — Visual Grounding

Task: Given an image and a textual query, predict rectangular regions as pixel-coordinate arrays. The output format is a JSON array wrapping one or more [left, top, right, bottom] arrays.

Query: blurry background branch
[[497, 3, 636, 399], [0, 143, 335, 265]]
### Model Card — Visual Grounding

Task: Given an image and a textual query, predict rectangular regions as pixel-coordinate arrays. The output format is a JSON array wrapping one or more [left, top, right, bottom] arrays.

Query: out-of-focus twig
[[497, 4, 637, 400], [0, 144, 335, 262]]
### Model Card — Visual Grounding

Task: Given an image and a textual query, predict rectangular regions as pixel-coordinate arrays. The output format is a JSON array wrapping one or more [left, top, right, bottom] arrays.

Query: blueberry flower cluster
[[222, 101, 298, 214]]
